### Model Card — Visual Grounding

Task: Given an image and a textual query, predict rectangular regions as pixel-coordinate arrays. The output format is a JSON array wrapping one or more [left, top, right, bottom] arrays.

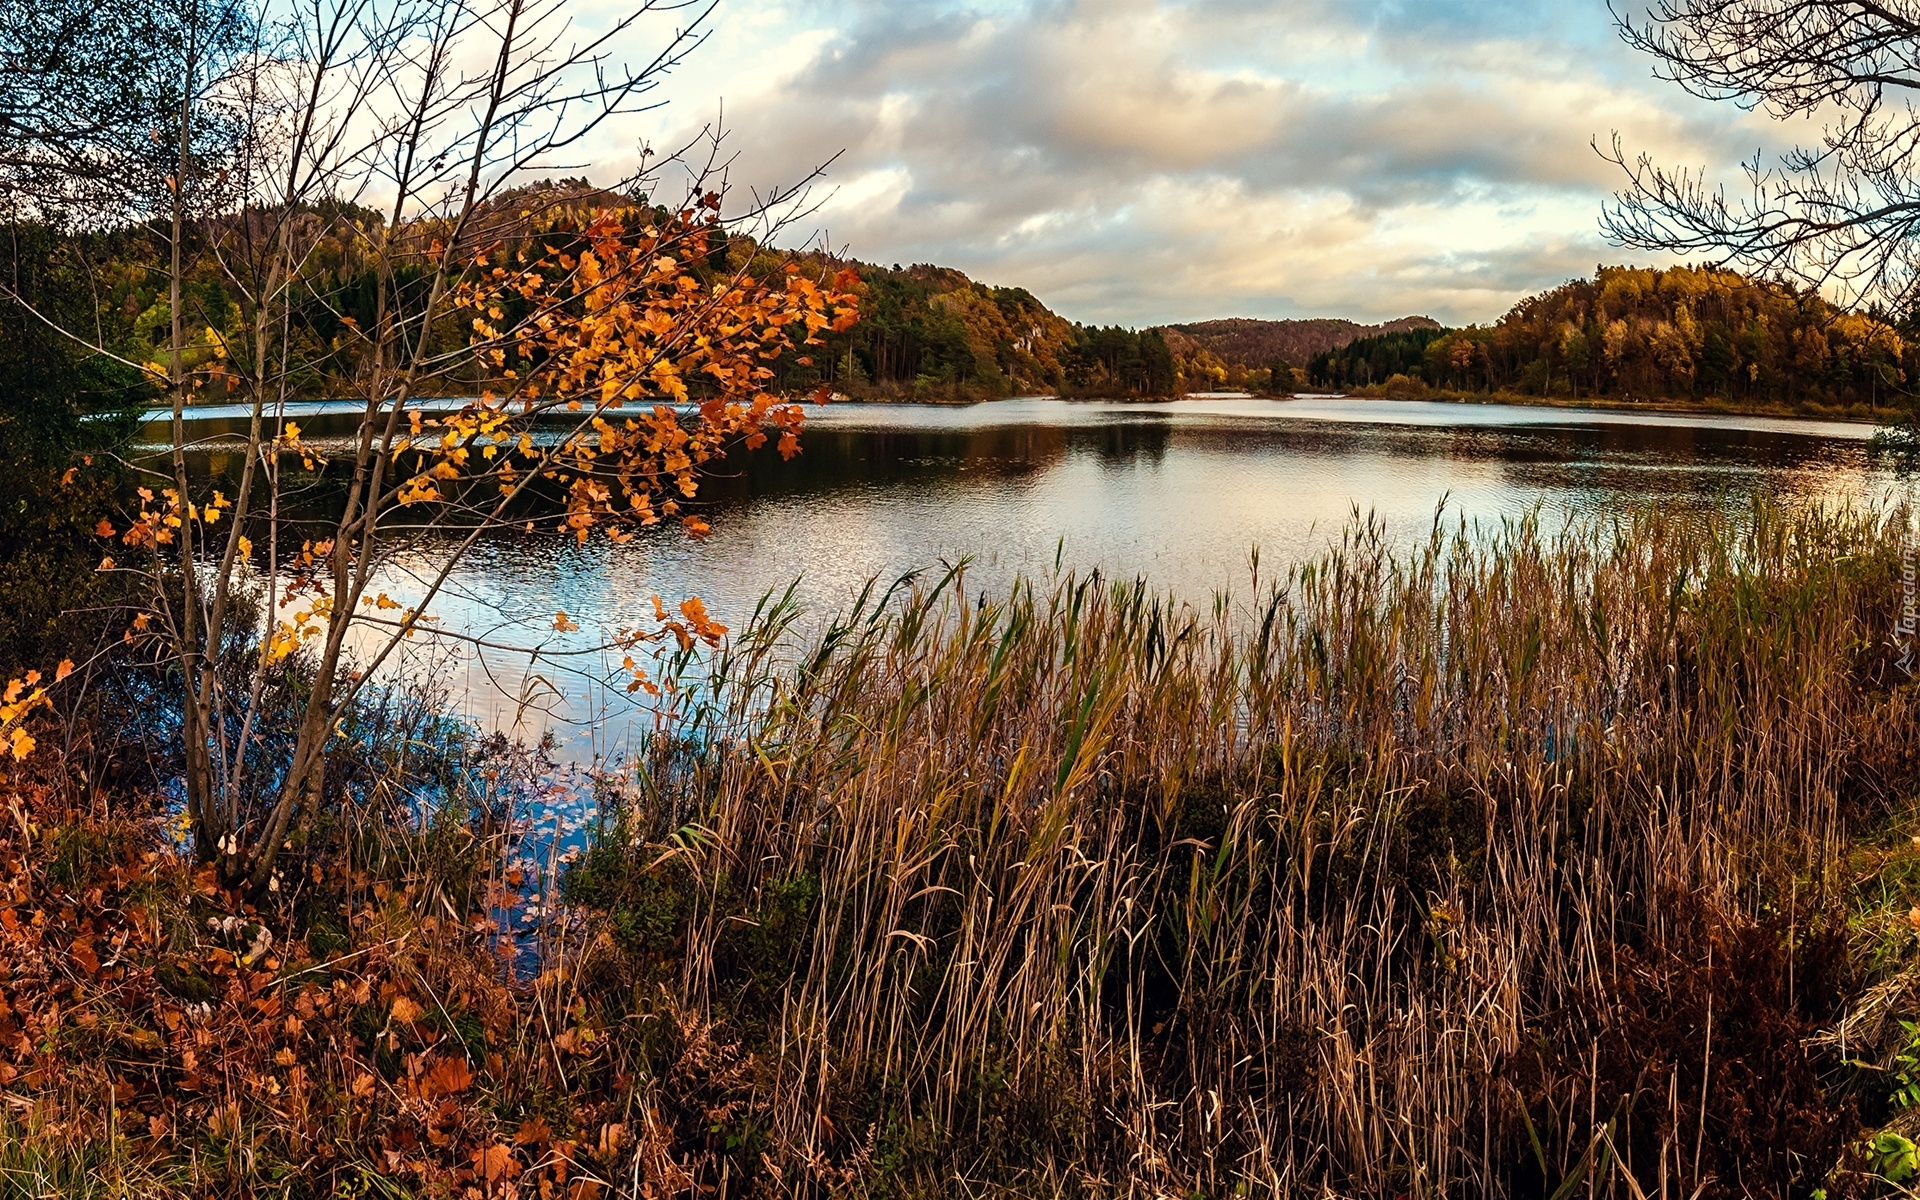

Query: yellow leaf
[[553, 611, 578, 632]]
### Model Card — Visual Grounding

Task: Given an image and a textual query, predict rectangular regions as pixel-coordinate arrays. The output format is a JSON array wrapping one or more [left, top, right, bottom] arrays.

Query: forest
[[23, 185, 1902, 414], [1309, 264, 1913, 412], [11, 190, 1184, 405], [780, 259, 1920, 413], [754, 260, 1179, 399]]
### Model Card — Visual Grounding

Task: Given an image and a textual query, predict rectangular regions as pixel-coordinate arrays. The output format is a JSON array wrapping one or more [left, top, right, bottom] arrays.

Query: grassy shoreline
[[816, 387, 1898, 425], [9, 501, 1920, 1196], [1333, 383, 1898, 425]]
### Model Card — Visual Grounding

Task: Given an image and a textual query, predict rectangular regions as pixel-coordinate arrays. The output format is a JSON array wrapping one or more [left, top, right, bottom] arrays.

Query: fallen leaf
[[514, 1114, 552, 1146], [475, 1142, 514, 1182], [423, 1054, 472, 1097]]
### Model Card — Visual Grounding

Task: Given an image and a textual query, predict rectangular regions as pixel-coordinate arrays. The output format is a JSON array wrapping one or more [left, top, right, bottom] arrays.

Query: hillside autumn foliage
[[1313, 265, 1912, 410]]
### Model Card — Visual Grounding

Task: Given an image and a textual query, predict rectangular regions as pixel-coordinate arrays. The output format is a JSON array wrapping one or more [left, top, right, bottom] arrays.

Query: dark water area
[[149, 394, 1906, 757]]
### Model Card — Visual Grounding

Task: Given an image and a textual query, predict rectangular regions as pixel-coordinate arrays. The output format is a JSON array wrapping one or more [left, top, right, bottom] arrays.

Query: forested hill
[[780, 255, 1437, 399], [53, 168, 1898, 409], [784, 258, 1182, 399], [1307, 264, 1909, 414], [1160, 316, 1441, 382], [821, 257, 1916, 412]]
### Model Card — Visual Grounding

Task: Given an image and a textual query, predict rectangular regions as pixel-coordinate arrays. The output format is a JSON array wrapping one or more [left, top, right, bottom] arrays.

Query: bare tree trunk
[[165, 16, 217, 860]]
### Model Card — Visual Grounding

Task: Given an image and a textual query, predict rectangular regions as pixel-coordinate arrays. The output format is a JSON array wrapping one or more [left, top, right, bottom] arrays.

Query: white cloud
[[581, 0, 1793, 325]]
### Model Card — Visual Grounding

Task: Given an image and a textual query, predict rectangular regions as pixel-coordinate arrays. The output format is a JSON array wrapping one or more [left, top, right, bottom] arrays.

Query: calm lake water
[[156, 394, 1906, 756]]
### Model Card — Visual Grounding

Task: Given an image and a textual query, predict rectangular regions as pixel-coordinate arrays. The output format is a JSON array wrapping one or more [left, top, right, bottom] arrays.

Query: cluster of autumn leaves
[[0, 662, 72, 763], [0, 778, 748, 1197], [426, 213, 859, 546]]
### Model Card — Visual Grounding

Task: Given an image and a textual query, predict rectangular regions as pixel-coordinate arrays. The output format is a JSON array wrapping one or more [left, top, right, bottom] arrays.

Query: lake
[[153, 394, 1906, 758]]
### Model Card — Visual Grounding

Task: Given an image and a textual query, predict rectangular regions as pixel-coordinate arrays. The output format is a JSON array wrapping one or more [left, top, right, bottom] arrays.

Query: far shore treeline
[[21, 176, 1915, 416], [833, 259, 1915, 415]]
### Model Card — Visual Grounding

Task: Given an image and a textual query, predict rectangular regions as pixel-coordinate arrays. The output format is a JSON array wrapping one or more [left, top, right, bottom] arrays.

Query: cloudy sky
[[595, 0, 1792, 327]]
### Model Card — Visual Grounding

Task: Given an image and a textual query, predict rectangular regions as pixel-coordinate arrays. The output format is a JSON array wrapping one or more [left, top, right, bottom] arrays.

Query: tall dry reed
[[574, 500, 1920, 1197]]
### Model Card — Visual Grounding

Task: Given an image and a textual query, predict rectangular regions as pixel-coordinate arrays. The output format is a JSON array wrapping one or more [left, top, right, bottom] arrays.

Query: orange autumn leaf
[[514, 1114, 553, 1146], [474, 1142, 514, 1182], [422, 1054, 472, 1097]]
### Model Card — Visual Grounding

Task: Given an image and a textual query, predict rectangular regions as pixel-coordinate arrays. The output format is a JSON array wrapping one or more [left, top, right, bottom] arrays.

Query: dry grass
[[571, 500, 1920, 1196]]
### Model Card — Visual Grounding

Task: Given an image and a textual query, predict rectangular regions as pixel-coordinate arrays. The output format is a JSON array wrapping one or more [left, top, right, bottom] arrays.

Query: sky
[[583, 0, 1795, 327]]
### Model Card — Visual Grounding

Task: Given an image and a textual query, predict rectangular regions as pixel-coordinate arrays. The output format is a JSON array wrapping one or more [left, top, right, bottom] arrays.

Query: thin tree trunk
[[166, 22, 216, 859]]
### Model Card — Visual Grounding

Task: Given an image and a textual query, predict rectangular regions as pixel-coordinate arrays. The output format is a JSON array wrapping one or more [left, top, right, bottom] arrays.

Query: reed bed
[[567, 500, 1920, 1197]]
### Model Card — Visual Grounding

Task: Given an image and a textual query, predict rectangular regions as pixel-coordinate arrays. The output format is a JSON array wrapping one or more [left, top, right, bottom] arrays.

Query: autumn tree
[[5, 0, 856, 892]]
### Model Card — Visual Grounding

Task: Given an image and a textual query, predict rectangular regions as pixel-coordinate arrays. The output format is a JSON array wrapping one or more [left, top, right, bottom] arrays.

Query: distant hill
[[755, 254, 1439, 399], [1158, 316, 1443, 369]]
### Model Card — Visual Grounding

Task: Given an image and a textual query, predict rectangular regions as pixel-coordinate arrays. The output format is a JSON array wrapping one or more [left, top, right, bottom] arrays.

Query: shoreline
[[140, 388, 1900, 430], [1338, 387, 1895, 427]]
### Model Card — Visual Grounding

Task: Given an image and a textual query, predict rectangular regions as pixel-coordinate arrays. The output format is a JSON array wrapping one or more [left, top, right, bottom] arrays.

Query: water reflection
[[154, 396, 1907, 755]]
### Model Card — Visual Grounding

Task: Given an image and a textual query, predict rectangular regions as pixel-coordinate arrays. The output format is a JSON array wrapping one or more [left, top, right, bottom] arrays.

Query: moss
[[43, 823, 125, 889], [153, 960, 215, 1005]]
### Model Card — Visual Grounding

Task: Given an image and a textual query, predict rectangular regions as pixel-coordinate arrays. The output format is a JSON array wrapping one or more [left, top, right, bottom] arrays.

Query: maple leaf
[[423, 1054, 472, 1097], [514, 1114, 553, 1146], [474, 1142, 514, 1182]]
